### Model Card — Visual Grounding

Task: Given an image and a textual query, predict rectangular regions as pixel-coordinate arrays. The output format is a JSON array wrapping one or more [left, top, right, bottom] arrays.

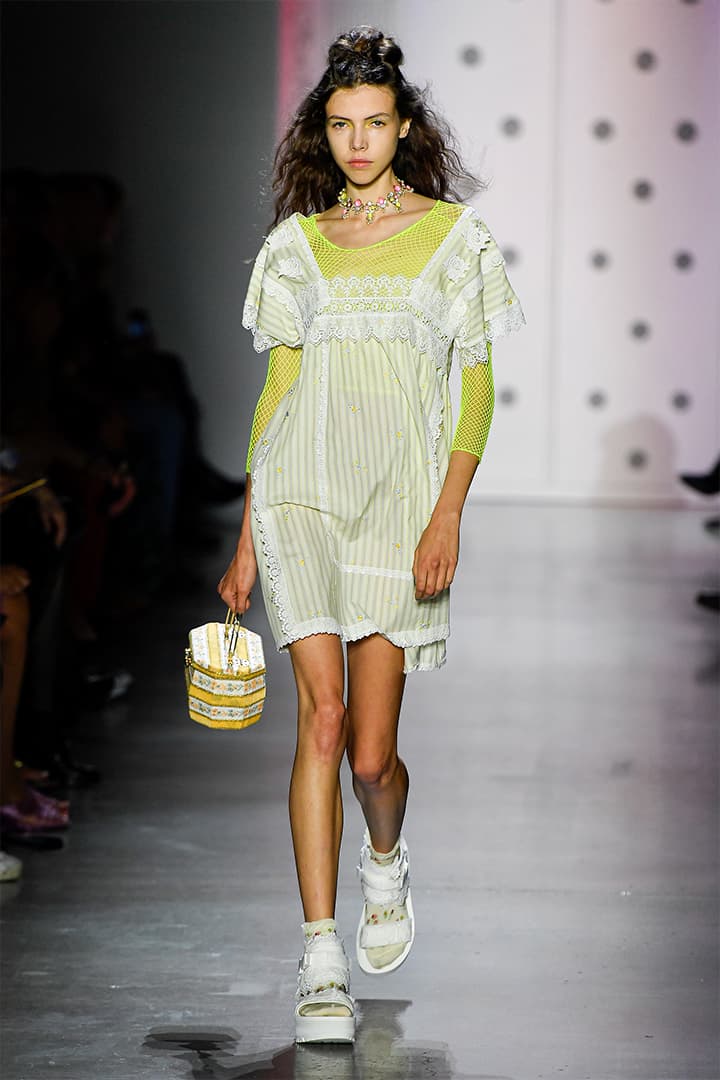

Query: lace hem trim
[[274, 618, 450, 652]]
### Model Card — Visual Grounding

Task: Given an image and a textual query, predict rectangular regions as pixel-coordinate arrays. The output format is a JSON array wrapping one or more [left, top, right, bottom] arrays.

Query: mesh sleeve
[[451, 343, 495, 460], [246, 345, 302, 471]]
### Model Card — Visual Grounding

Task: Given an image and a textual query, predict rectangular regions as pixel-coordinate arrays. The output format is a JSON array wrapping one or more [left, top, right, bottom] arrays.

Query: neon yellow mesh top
[[241, 201, 524, 673]]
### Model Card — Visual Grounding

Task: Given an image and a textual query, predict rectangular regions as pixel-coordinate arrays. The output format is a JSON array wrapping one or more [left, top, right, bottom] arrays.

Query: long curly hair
[[272, 26, 479, 224]]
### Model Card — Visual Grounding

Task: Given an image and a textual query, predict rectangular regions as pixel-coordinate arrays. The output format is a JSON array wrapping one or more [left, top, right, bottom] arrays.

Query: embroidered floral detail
[[463, 217, 492, 254], [444, 253, 469, 282], [276, 256, 303, 280]]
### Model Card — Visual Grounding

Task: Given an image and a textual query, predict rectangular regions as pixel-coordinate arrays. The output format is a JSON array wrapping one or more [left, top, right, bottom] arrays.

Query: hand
[[33, 486, 67, 547], [217, 541, 258, 614], [0, 564, 31, 595], [412, 511, 459, 600]]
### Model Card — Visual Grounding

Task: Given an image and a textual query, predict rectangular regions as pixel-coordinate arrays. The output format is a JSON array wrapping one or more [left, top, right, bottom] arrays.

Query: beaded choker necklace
[[337, 178, 413, 225]]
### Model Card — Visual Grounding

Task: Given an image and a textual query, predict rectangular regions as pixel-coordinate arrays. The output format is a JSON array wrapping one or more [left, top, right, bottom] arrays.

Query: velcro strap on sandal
[[359, 918, 412, 948]]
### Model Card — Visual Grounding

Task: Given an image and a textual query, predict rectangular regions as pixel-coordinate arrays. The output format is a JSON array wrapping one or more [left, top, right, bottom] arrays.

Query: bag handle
[[224, 607, 243, 660]]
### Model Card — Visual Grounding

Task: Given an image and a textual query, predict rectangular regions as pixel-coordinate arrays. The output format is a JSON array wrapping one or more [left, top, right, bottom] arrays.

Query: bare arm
[[412, 450, 478, 600], [217, 474, 257, 613]]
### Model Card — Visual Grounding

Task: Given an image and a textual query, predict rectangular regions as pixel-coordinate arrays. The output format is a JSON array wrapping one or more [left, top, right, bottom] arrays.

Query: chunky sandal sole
[[355, 887, 415, 975], [295, 1013, 355, 1043]]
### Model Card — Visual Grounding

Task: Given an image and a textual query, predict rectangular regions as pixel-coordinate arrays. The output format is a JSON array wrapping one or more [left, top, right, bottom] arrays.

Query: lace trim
[[315, 340, 330, 512], [425, 380, 445, 505], [242, 274, 304, 352], [486, 300, 526, 341], [326, 273, 413, 298], [455, 299, 526, 368], [250, 439, 296, 639], [275, 617, 450, 652], [304, 312, 453, 372]]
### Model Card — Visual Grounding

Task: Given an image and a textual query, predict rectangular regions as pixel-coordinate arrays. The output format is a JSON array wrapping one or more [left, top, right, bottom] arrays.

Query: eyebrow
[[326, 112, 393, 121]]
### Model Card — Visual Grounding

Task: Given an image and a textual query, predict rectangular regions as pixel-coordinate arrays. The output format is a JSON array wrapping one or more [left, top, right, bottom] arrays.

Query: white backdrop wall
[[3, 1, 718, 505], [280, 0, 720, 503]]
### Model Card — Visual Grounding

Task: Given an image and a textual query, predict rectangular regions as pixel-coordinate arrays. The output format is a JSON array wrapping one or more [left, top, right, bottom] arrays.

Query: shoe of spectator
[[695, 591, 720, 613], [0, 802, 68, 835], [0, 850, 22, 882], [680, 459, 720, 497]]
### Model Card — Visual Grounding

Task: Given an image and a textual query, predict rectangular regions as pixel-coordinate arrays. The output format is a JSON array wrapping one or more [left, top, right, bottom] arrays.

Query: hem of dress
[[274, 618, 450, 672]]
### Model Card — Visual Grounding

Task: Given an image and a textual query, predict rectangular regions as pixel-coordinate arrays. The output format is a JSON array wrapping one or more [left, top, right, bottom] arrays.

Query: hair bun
[[328, 26, 404, 72]]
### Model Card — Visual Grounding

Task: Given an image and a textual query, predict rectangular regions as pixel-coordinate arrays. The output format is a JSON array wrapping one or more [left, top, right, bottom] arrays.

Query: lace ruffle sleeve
[[451, 210, 525, 368], [242, 221, 306, 352]]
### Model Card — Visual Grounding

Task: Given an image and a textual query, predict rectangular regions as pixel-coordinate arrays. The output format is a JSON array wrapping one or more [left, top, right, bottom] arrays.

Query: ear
[[399, 119, 411, 139]]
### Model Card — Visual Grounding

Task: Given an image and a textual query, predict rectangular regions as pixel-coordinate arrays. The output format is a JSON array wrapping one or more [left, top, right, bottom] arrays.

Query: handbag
[[185, 609, 266, 730]]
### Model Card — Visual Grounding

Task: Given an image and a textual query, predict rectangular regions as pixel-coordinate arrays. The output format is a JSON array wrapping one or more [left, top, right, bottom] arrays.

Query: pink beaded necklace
[[337, 179, 413, 225]]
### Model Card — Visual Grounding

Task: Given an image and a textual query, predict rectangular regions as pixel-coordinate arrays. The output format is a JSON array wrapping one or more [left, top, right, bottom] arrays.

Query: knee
[[349, 747, 398, 789], [300, 698, 347, 763]]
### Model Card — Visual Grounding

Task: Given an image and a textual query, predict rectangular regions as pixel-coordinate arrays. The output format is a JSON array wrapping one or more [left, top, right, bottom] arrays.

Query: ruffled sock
[[364, 839, 407, 969]]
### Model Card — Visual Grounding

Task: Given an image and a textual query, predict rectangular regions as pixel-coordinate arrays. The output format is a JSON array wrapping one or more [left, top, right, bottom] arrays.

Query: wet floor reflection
[[143, 999, 510, 1079]]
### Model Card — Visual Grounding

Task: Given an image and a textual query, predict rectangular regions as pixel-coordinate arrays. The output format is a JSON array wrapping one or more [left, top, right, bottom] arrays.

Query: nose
[[350, 125, 367, 151]]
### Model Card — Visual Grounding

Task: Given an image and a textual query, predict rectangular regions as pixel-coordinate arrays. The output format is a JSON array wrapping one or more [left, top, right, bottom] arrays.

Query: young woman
[[218, 26, 524, 1044]]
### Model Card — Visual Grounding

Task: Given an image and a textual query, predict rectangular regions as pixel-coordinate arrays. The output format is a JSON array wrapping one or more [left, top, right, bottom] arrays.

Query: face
[[325, 84, 410, 186]]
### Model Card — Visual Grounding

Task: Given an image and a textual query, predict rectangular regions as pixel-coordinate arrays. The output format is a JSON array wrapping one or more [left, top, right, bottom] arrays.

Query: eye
[[330, 120, 347, 130], [370, 119, 386, 127]]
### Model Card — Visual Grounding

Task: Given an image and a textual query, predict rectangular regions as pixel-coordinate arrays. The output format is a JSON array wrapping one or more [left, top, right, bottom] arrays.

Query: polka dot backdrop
[[278, 0, 720, 501]]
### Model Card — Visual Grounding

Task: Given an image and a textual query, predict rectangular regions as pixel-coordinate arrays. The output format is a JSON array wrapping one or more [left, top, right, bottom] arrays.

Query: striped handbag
[[185, 609, 266, 730]]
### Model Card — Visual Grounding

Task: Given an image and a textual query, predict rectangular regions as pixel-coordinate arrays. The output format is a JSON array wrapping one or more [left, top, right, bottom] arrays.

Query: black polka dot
[[676, 120, 698, 141], [588, 390, 607, 408], [502, 247, 518, 266], [498, 387, 516, 406], [592, 119, 615, 140], [672, 391, 691, 410], [460, 45, 482, 66], [681, 0, 700, 5], [630, 320, 651, 340], [500, 117, 523, 137], [633, 179, 654, 200], [627, 449, 648, 469], [674, 251, 694, 270], [590, 250, 610, 269], [635, 49, 657, 71]]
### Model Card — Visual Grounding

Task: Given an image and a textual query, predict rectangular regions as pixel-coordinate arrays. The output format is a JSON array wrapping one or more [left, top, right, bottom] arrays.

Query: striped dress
[[242, 200, 524, 672]]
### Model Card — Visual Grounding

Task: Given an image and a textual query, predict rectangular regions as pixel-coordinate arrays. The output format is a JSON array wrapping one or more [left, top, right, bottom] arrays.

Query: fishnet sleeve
[[246, 345, 302, 471], [451, 343, 495, 461]]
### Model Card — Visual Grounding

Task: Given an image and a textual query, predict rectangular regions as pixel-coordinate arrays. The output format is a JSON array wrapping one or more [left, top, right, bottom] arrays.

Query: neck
[[342, 167, 397, 204]]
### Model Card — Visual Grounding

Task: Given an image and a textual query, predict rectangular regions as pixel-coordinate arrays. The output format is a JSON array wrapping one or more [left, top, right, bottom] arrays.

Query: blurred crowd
[[0, 169, 244, 880]]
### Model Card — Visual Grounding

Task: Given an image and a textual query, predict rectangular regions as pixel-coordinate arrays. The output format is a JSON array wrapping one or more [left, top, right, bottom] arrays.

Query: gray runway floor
[[1, 503, 718, 1080]]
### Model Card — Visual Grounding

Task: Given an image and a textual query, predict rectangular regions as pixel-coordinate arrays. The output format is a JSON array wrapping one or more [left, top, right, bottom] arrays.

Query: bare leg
[[346, 634, 407, 852], [288, 634, 347, 922]]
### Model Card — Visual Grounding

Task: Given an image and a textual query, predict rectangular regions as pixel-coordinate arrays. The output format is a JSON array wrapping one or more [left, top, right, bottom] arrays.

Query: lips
[[348, 159, 372, 165]]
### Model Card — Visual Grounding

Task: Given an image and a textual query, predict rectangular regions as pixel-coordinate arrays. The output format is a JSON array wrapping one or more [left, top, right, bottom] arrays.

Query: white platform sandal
[[295, 933, 355, 1044], [355, 829, 415, 975]]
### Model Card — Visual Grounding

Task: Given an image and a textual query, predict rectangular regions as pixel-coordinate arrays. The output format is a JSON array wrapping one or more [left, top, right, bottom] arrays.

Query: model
[[218, 25, 524, 1044]]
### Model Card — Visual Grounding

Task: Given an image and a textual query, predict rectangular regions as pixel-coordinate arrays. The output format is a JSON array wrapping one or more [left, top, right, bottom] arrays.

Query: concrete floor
[[1, 503, 718, 1080]]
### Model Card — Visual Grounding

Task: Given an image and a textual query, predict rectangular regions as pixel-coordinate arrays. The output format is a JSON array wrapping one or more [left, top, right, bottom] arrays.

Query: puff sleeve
[[452, 210, 525, 369], [241, 223, 306, 352]]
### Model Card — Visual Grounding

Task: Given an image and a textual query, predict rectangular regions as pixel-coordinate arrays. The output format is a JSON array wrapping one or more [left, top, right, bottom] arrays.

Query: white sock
[[363, 837, 408, 969], [302, 917, 338, 942]]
